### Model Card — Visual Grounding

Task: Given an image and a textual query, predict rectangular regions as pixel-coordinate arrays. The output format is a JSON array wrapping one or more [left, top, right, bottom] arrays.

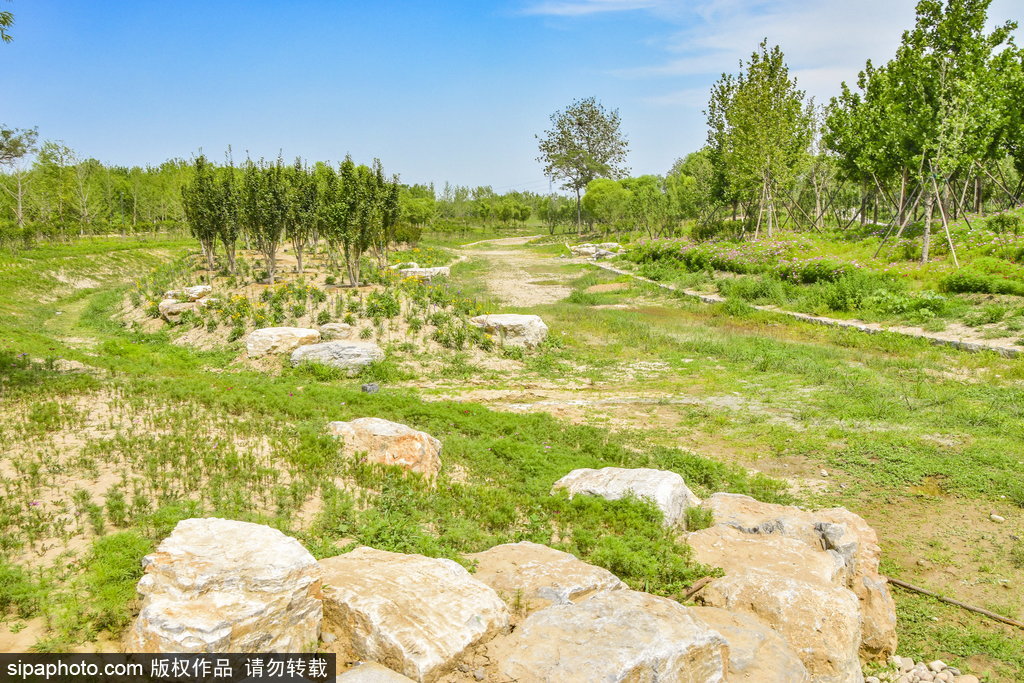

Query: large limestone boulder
[[552, 467, 701, 528], [468, 314, 548, 348], [319, 322, 355, 341], [396, 266, 450, 282], [246, 327, 321, 357], [158, 299, 195, 323], [702, 493, 896, 660], [491, 590, 728, 682], [125, 518, 321, 653], [699, 570, 863, 683], [319, 547, 510, 682], [687, 525, 845, 587], [290, 340, 385, 375], [689, 607, 810, 683], [164, 285, 211, 302], [335, 663, 414, 681], [464, 541, 626, 613], [327, 417, 442, 478]]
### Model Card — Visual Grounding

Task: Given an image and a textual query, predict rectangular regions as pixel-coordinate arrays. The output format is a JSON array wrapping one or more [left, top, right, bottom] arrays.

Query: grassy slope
[[446, 242, 1024, 680], [0, 237, 775, 652]]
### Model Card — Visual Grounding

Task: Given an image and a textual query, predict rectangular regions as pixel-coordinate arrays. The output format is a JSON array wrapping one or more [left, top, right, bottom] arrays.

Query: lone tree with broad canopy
[[537, 97, 629, 231]]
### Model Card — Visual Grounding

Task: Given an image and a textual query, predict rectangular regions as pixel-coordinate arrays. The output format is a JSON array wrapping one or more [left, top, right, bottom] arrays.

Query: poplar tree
[[181, 154, 219, 271], [707, 40, 812, 238]]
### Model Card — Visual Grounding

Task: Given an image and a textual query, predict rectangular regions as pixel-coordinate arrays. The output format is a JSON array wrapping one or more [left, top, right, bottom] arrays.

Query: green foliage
[[80, 532, 153, 635]]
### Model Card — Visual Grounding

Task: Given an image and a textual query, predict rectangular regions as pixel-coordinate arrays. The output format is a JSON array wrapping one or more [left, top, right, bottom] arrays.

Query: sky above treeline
[[2, 0, 1021, 193]]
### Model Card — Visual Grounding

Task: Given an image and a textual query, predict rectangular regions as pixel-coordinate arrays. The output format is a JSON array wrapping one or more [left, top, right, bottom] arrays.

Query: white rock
[[552, 467, 701, 527], [701, 493, 898, 660], [394, 266, 449, 282], [928, 661, 947, 672], [290, 341, 384, 375], [164, 285, 211, 301], [990, 513, 1005, 523], [492, 590, 728, 683], [125, 518, 321, 653], [245, 327, 321, 357], [158, 299, 196, 323], [464, 541, 626, 612], [327, 417, 442, 478], [388, 262, 419, 270], [469, 314, 548, 348], [689, 606, 810, 682], [319, 547, 509, 682], [319, 322, 355, 341]]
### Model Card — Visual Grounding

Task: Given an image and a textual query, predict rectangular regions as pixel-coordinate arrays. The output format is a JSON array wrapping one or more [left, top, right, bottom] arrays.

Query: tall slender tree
[[536, 97, 629, 231]]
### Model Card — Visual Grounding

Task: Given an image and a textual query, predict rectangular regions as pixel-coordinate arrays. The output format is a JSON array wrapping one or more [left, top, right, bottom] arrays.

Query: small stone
[[867, 677, 881, 683], [928, 661, 946, 673], [946, 668, 961, 676], [919, 672, 934, 682], [888, 655, 902, 668], [473, 669, 485, 681], [820, 469, 829, 477], [322, 632, 336, 644], [900, 655, 915, 672], [990, 513, 1006, 523], [361, 383, 379, 394], [896, 676, 910, 683]]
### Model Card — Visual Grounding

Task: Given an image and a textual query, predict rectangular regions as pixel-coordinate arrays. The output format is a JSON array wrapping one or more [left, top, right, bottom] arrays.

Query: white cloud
[[521, 0, 666, 17]]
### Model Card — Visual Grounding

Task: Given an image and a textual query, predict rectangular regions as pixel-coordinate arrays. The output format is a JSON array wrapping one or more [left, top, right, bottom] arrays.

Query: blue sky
[[1, 1, 1020, 192]]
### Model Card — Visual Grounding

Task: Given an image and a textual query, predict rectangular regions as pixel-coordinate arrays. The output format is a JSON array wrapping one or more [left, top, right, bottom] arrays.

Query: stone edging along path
[[590, 262, 1021, 359]]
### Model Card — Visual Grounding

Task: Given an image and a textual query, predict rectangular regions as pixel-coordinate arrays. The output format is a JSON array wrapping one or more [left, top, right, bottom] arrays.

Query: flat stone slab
[[125, 518, 322, 653], [327, 417, 441, 478], [290, 341, 384, 375], [491, 590, 728, 682], [246, 327, 321, 357], [464, 541, 626, 612], [552, 467, 701, 527], [320, 547, 509, 682]]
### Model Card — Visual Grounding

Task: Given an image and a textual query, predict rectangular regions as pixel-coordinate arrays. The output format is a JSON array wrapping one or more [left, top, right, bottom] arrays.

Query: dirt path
[[452, 236, 571, 307]]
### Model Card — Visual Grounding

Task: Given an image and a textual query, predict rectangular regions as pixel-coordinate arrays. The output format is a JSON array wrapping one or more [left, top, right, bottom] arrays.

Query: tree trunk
[[932, 176, 959, 269], [575, 188, 582, 235], [921, 190, 934, 264], [295, 242, 304, 274]]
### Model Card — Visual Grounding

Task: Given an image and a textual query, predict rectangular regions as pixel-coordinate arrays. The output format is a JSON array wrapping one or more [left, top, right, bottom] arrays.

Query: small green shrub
[[685, 507, 714, 531], [987, 213, 1022, 235]]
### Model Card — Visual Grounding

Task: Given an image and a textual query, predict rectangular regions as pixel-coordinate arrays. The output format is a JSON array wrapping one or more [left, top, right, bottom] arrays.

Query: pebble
[[321, 632, 336, 644], [866, 677, 880, 683], [820, 469, 829, 477], [361, 382, 380, 394], [990, 513, 1006, 523], [473, 669, 485, 681], [928, 661, 946, 672]]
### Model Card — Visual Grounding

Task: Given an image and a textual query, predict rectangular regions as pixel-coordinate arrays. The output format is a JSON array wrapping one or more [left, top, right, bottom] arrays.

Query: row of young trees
[[556, 0, 1024, 254], [182, 155, 400, 286], [0, 130, 190, 242]]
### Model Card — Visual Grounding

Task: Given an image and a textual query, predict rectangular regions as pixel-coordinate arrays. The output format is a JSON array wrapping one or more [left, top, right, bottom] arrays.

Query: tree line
[[0, 131, 191, 245], [542, 0, 1024, 257], [182, 154, 400, 286]]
